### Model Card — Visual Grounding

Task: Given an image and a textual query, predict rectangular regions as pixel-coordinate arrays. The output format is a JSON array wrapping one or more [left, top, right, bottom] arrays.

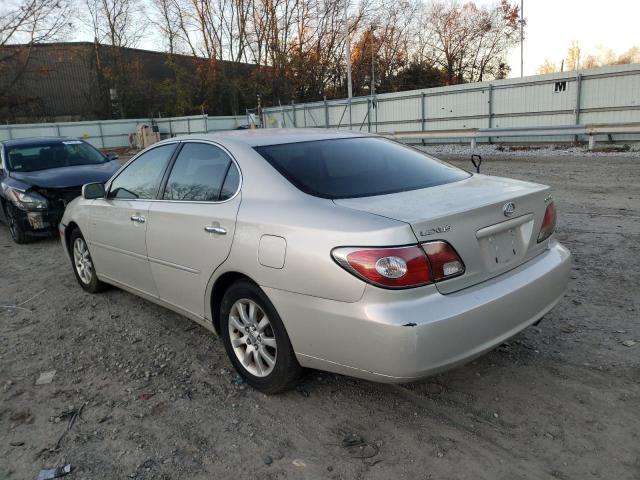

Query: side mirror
[[82, 182, 105, 200], [106, 151, 119, 161]]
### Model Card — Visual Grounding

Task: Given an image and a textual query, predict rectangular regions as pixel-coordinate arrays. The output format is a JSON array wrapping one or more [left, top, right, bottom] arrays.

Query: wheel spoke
[[229, 314, 244, 332], [231, 337, 245, 348], [258, 346, 275, 367], [252, 349, 264, 375], [261, 337, 277, 348], [238, 302, 250, 324], [248, 301, 257, 323], [257, 316, 270, 333], [241, 347, 252, 367]]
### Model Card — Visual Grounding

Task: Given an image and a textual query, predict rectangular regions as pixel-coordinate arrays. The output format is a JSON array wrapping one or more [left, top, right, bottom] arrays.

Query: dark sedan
[[0, 137, 121, 243]]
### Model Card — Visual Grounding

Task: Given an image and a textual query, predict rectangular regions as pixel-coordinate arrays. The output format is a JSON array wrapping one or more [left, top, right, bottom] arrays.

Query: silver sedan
[[59, 130, 571, 393]]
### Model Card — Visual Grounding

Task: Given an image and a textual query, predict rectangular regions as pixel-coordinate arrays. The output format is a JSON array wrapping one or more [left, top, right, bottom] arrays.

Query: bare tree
[[83, 0, 147, 117], [0, 0, 71, 98], [538, 43, 640, 74], [420, 0, 518, 84]]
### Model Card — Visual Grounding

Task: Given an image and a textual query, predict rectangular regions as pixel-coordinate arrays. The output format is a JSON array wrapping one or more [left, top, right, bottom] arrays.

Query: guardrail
[[384, 123, 640, 150]]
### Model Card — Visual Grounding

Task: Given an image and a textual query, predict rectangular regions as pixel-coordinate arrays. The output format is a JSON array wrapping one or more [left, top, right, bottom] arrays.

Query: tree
[[537, 58, 558, 75], [0, 0, 71, 102], [83, 0, 148, 117], [566, 40, 581, 71], [537, 43, 640, 74], [420, 0, 519, 85]]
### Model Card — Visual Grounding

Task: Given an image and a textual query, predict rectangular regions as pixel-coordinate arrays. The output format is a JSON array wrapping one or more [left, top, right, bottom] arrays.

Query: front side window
[[254, 137, 470, 199], [162, 143, 239, 201], [6, 140, 108, 172], [109, 144, 175, 200]]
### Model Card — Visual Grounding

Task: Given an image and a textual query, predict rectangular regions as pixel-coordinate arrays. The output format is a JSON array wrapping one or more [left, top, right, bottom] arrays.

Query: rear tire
[[220, 280, 302, 393], [69, 228, 106, 293]]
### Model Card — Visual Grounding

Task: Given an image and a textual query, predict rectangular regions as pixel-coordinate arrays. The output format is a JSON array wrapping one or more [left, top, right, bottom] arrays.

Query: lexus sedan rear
[[59, 130, 571, 393]]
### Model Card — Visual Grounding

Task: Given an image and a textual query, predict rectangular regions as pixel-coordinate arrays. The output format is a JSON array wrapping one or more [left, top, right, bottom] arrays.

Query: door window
[[162, 142, 239, 201], [109, 144, 175, 199]]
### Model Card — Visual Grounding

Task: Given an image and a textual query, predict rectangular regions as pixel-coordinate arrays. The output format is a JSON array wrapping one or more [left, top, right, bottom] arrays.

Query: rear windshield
[[6, 140, 108, 172], [254, 137, 470, 199]]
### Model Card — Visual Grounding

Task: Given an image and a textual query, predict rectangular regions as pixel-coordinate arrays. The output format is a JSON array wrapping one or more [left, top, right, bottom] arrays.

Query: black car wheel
[[4, 203, 28, 244]]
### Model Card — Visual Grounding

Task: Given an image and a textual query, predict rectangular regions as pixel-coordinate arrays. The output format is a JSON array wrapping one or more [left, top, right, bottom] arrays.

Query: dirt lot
[[1, 150, 639, 480]]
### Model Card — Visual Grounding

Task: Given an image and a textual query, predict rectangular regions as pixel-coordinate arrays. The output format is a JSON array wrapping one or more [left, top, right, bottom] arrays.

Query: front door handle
[[204, 226, 227, 235], [130, 215, 146, 223]]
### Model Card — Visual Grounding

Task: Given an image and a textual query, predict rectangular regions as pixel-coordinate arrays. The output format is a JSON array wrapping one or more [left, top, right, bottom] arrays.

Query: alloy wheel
[[228, 298, 277, 377], [73, 237, 93, 285]]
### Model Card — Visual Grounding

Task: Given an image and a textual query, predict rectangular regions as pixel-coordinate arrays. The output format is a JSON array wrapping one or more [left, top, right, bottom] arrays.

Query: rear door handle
[[204, 226, 227, 235], [130, 215, 145, 223]]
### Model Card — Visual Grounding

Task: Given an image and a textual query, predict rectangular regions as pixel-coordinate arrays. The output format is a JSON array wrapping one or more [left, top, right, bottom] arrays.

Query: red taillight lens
[[537, 202, 557, 243], [332, 241, 465, 289], [335, 246, 432, 288], [421, 241, 465, 281]]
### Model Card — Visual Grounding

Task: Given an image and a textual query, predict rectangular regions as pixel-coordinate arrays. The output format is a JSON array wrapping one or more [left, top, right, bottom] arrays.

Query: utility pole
[[370, 25, 377, 95], [344, 0, 353, 99], [520, 0, 524, 77]]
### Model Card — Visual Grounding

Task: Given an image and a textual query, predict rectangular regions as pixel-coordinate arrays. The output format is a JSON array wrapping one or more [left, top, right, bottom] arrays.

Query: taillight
[[332, 242, 464, 289], [537, 202, 557, 243], [421, 241, 465, 281]]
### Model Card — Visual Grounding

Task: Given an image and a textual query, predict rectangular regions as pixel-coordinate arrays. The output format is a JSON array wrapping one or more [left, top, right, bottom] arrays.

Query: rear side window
[[109, 144, 175, 199], [254, 137, 469, 199], [162, 142, 239, 201]]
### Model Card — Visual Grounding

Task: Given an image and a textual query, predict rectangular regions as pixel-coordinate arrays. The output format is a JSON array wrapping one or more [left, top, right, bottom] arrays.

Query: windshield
[[6, 140, 108, 172], [254, 137, 470, 199]]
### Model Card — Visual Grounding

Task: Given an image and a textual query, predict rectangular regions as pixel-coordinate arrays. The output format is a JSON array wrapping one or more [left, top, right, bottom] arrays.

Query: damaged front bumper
[[12, 206, 65, 237]]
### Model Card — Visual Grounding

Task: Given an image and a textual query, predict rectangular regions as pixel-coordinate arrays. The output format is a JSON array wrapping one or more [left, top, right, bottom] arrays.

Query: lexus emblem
[[503, 202, 516, 217]]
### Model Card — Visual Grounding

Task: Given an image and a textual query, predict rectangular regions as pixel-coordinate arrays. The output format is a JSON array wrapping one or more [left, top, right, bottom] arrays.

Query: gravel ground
[[1, 151, 639, 480]]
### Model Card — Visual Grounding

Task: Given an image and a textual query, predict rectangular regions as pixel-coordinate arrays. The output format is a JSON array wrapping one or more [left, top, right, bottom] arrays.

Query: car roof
[[2, 136, 82, 148], [171, 128, 372, 147]]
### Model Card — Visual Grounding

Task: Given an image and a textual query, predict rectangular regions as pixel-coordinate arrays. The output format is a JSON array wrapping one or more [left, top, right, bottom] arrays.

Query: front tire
[[220, 280, 302, 393], [69, 228, 106, 293], [5, 203, 28, 244]]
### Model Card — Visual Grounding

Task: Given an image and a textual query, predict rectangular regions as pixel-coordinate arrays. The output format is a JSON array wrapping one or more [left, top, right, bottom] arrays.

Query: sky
[[498, 0, 640, 77]]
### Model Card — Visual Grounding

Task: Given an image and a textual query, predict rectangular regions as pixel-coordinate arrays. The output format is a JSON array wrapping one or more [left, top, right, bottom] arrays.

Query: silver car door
[[88, 143, 176, 296], [146, 141, 241, 318]]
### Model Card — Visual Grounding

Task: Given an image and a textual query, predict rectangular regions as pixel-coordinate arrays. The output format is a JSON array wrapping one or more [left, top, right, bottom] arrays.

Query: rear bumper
[[264, 239, 571, 382]]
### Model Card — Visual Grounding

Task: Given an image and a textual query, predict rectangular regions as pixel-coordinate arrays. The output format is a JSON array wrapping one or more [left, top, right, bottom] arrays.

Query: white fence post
[[324, 97, 329, 128], [97, 122, 104, 148]]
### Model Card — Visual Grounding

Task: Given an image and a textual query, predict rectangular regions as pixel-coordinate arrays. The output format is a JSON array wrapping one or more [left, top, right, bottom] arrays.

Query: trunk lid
[[334, 174, 552, 293]]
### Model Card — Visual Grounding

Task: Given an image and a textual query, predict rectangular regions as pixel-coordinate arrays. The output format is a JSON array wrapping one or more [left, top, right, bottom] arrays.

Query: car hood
[[8, 161, 120, 189]]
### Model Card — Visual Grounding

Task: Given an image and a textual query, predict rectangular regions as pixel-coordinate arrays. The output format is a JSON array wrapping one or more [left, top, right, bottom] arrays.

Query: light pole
[[344, 0, 353, 99], [520, 0, 524, 77], [370, 25, 377, 96]]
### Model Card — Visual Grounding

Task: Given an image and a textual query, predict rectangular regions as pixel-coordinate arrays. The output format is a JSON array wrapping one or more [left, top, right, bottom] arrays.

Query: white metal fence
[[263, 63, 640, 144], [3, 63, 639, 148], [0, 114, 247, 149]]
